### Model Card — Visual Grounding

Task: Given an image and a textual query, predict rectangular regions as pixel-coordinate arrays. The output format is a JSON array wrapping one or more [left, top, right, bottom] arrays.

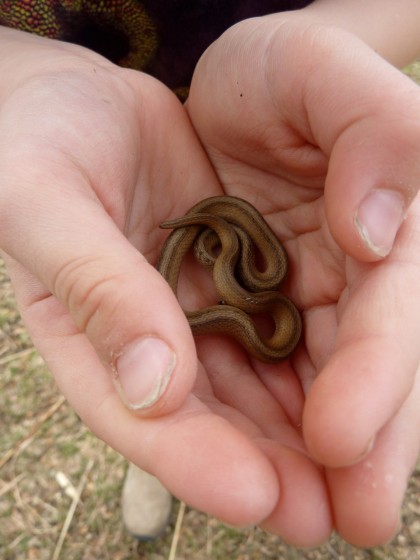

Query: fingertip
[[324, 105, 420, 263], [326, 457, 406, 548], [324, 162, 408, 264], [303, 401, 376, 468], [107, 266, 198, 418], [150, 416, 280, 527], [301, 351, 378, 468], [259, 442, 333, 547]]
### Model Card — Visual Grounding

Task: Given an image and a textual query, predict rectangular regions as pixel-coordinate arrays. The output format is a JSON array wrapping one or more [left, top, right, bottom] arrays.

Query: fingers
[[195, 338, 333, 546], [2, 272, 280, 526], [304, 195, 420, 465], [5, 220, 282, 525], [259, 440, 332, 547], [326, 363, 420, 547], [8, 264, 333, 538]]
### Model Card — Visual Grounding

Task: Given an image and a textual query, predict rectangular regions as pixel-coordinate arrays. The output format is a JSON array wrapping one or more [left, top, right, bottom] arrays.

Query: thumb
[[1, 174, 198, 417], [306, 34, 420, 261]]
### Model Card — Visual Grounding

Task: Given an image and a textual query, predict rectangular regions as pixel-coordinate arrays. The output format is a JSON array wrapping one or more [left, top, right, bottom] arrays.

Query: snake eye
[[218, 300, 226, 306]]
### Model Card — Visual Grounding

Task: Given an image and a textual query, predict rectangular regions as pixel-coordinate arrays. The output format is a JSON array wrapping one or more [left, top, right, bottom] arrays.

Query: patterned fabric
[[0, 0, 313, 94]]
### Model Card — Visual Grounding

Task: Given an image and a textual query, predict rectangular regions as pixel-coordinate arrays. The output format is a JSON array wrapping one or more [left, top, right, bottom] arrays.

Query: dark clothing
[[0, 0, 314, 93]]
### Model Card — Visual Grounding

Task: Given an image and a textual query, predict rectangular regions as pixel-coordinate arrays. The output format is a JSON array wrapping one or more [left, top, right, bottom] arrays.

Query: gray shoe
[[121, 463, 172, 540]]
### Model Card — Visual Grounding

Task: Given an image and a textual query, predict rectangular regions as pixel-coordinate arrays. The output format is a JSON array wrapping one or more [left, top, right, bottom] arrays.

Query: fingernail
[[355, 190, 406, 256], [115, 337, 176, 410], [358, 434, 375, 461], [348, 435, 376, 466]]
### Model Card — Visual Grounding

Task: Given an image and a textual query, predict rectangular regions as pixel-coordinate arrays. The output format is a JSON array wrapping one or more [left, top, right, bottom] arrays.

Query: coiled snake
[[157, 196, 301, 362]]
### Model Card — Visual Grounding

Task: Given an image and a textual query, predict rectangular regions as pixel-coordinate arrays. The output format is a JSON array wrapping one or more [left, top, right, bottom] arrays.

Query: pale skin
[[0, 0, 420, 548]]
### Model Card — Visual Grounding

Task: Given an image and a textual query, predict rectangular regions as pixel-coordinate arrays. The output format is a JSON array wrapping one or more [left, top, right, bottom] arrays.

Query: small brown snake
[[157, 196, 301, 363]]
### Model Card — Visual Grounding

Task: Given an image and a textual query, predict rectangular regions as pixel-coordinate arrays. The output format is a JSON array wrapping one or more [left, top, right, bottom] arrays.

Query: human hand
[[186, 16, 420, 547], [0, 28, 288, 532]]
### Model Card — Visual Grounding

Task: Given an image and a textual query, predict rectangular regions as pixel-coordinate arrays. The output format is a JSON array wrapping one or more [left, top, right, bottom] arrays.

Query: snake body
[[157, 196, 301, 362]]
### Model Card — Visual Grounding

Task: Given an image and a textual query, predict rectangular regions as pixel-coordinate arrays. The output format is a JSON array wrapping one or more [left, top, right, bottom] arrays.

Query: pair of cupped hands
[[1, 16, 419, 548]]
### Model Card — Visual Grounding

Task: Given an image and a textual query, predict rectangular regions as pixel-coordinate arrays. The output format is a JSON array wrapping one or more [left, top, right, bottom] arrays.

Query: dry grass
[[1, 63, 420, 560]]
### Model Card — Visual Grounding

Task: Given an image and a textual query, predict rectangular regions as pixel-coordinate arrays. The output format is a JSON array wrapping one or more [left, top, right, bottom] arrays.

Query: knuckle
[[53, 255, 129, 336]]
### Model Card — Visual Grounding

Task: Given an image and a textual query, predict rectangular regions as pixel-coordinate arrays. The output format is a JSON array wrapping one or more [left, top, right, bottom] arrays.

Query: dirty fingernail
[[115, 337, 176, 410], [355, 189, 405, 257]]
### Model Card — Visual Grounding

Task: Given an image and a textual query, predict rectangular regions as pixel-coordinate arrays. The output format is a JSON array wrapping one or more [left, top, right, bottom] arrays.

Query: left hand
[[186, 15, 420, 547]]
